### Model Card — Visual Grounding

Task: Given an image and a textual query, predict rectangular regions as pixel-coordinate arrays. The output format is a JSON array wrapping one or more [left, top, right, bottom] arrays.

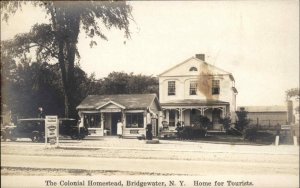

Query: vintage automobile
[[1, 124, 17, 141], [59, 118, 88, 140], [2, 118, 88, 142]]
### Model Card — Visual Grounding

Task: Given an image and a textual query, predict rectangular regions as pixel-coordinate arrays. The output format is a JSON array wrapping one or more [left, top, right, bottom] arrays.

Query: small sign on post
[[45, 116, 59, 147], [281, 125, 291, 130]]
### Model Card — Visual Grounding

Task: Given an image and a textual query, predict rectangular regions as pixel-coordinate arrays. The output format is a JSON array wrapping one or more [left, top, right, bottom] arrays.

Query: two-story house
[[158, 54, 238, 130]]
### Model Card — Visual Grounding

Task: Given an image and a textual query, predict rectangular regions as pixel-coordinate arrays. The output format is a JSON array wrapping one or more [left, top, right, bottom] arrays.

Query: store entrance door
[[111, 113, 121, 135]]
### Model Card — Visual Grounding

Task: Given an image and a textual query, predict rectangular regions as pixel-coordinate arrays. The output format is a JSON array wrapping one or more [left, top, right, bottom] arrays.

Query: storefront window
[[84, 113, 101, 128], [126, 113, 144, 128]]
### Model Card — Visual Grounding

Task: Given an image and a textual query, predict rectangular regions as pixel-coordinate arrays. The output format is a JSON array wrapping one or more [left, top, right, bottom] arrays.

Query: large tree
[[101, 72, 159, 95], [286, 88, 299, 100], [1, 1, 132, 117]]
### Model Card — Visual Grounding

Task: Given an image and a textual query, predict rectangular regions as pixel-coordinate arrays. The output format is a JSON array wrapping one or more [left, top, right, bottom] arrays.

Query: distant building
[[237, 106, 287, 127], [287, 96, 299, 125], [77, 94, 161, 138], [158, 54, 238, 130]]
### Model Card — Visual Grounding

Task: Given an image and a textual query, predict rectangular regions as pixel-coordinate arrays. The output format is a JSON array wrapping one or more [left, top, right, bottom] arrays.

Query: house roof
[[238, 106, 287, 112], [161, 99, 229, 107], [232, 87, 238, 94], [158, 56, 235, 81], [77, 94, 161, 111]]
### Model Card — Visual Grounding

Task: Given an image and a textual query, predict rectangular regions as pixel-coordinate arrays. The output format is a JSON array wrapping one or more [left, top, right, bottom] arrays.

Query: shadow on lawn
[[161, 131, 276, 145]]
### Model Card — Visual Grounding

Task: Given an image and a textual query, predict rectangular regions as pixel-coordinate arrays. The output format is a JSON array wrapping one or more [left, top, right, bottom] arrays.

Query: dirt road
[[1, 138, 299, 187], [2, 153, 298, 176]]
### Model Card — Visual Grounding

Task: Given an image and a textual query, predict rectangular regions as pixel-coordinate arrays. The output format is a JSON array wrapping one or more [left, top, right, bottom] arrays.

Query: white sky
[[1, 1, 299, 106]]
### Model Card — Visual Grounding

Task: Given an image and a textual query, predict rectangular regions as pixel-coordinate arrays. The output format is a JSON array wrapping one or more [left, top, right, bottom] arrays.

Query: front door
[[111, 113, 121, 135]]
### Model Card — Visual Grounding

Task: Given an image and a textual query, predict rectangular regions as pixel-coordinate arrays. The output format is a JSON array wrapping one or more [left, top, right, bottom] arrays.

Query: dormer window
[[189, 67, 198, 71]]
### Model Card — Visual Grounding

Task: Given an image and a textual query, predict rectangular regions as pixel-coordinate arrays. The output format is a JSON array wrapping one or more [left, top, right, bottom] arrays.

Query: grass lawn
[[172, 130, 277, 145]]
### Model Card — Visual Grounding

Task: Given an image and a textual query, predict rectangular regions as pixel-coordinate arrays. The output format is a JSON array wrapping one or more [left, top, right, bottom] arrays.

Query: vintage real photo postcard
[[1, 1, 299, 188]]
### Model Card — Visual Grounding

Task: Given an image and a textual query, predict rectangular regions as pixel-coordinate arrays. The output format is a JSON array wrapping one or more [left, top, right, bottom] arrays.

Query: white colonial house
[[158, 54, 238, 130]]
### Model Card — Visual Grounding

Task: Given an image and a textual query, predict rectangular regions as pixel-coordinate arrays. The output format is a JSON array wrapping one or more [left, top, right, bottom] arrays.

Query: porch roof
[[161, 99, 229, 107], [77, 94, 161, 111], [237, 105, 287, 112]]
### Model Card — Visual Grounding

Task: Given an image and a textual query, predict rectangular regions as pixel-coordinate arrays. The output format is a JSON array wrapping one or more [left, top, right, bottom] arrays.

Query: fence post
[[293, 136, 298, 146], [275, 135, 280, 146]]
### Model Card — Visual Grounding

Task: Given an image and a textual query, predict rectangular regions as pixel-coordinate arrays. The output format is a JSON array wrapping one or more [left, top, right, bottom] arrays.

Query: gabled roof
[[158, 57, 194, 76], [158, 56, 234, 81], [77, 94, 161, 111], [238, 106, 287, 112], [232, 87, 238, 94], [96, 100, 125, 110]]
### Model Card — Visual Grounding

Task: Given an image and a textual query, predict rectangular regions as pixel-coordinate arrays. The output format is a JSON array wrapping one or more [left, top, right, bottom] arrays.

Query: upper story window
[[190, 81, 197, 95], [212, 80, 220, 95], [189, 67, 198, 71], [168, 81, 176, 96]]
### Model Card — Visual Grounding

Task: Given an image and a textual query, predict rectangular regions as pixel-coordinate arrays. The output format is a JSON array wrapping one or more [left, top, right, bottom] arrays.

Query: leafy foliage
[[1, 1, 133, 118], [198, 115, 211, 128], [191, 114, 211, 128], [177, 126, 207, 140], [235, 107, 250, 131], [219, 116, 231, 130], [1, 54, 158, 121], [243, 127, 258, 141], [2, 62, 64, 120], [286, 88, 299, 100], [100, 72, 158, 96]]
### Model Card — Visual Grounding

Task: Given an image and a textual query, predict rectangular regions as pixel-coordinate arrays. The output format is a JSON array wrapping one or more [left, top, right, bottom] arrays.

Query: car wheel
[[31, 133, 41, 143], [1, 132, 7, 142], [10, 137, 17, 141], [79, 134, 85, 140]]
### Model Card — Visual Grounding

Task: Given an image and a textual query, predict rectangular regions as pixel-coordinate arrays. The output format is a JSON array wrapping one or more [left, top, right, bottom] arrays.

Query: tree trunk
[[54, 4, 81, 118], [57, 40, 69, 117], [65, 13, 80, 118], [51, 3, 70, 117]]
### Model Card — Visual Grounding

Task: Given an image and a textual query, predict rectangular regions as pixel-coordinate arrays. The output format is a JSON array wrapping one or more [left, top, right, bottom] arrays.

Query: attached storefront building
[[76, 94, 161, 138]]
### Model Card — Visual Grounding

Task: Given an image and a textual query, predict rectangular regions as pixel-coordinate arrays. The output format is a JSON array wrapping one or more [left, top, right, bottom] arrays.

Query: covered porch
[[161, 99, 230, 131]]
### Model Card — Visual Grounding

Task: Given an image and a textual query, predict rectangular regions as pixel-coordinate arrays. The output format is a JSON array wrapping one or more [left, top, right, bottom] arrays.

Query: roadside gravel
[[1, 137, 299, 176]]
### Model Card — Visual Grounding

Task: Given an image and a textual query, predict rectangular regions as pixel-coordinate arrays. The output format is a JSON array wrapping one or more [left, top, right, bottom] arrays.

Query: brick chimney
[[195, 54, 205, 61]]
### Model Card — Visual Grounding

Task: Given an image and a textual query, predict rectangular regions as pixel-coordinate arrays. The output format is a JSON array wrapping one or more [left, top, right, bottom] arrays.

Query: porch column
[[180, 108, 183, 122], [166, 110, 169, 122], [223, 106, 226, 118], [200, 108, 204, 116], [121, 110, 125, 122], [100, 112, 104, 128], [175, 109, 178, 124]]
